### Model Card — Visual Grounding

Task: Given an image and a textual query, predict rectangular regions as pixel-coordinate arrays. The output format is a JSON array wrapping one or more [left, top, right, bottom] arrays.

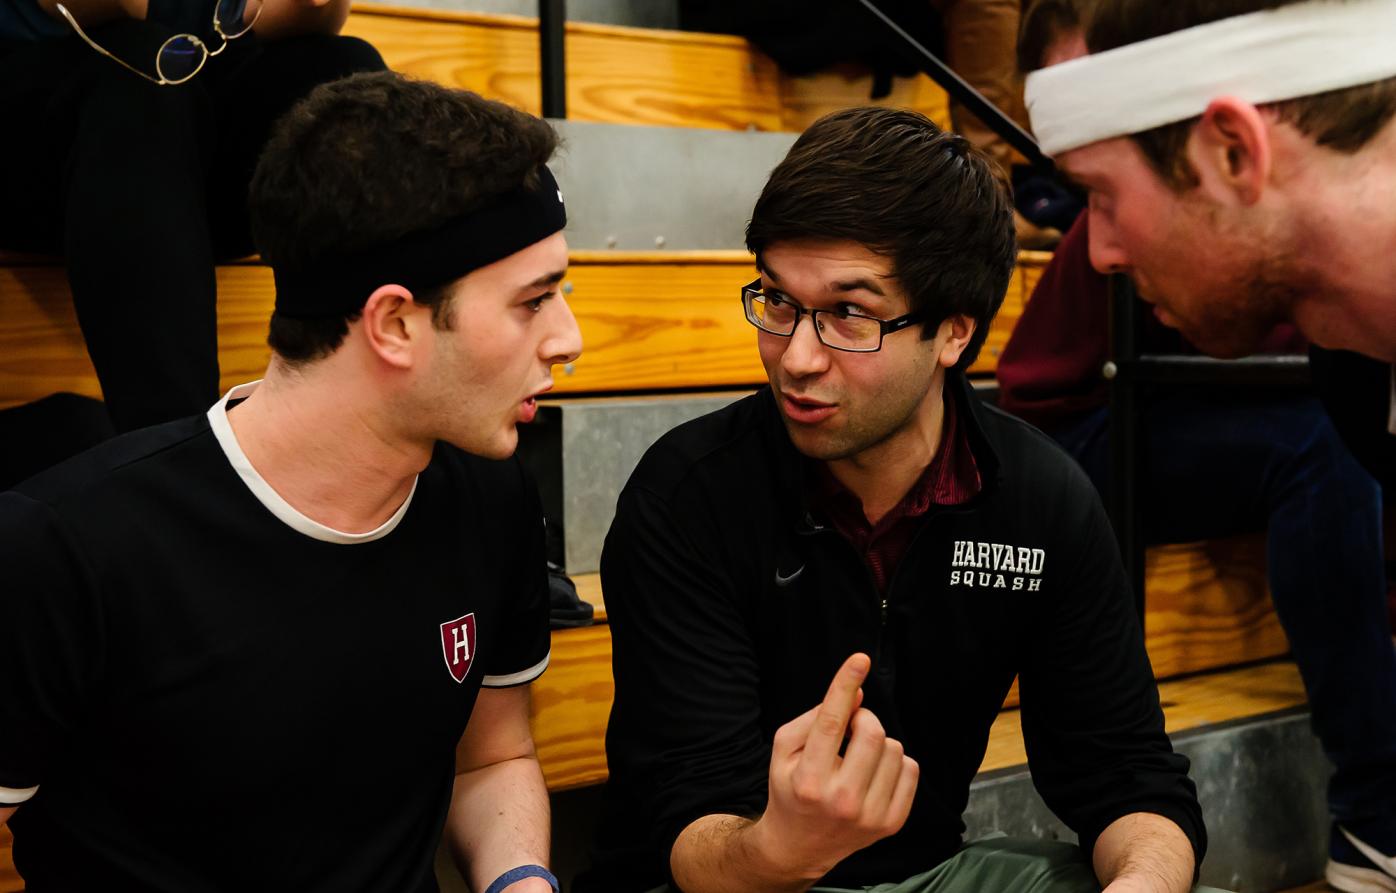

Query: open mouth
[[781, 392, 837, 425], [518, 383, 552, 424]]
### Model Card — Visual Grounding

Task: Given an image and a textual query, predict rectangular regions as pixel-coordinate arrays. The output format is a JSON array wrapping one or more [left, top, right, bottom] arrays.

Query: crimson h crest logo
[[440, 613, 477, 684]]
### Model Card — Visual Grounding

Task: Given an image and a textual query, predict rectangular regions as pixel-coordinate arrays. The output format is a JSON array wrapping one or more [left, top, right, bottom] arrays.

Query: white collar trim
[[206, 381, 418, 545]]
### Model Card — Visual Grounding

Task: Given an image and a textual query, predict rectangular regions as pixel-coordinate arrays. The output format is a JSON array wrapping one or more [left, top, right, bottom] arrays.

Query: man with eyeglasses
[[584, 107, 1209, 893], [0, 73, 577, 893], [0, 0, 383, 487]]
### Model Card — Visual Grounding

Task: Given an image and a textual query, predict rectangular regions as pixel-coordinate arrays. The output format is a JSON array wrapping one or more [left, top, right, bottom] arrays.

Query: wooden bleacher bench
[[0, 249, 1048, 410], [536, 537, 1292, 791], [339, 3, 952, 134]]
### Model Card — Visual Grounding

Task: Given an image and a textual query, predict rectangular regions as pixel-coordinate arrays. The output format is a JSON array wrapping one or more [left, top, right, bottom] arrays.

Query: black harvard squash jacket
[[586, 371, 1205, 891]]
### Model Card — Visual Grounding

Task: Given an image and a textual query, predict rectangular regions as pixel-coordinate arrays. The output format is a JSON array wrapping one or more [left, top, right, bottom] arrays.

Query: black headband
[[272, 166, 567, 319]]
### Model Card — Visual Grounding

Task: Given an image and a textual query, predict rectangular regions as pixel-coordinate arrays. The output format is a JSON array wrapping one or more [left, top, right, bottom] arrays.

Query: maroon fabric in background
[[810, 389, 981, 593], [996, 213, 1306, 432]]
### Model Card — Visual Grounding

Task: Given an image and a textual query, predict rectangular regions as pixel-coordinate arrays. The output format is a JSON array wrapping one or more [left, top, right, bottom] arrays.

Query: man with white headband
[[0, 72, 580, 892], [1027, 0, 1396, 485], [1022, 1, 1396, 890]]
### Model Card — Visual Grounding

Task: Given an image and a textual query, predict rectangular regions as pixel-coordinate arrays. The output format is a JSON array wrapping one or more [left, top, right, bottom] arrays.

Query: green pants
[[650, 837, 1230, 893]]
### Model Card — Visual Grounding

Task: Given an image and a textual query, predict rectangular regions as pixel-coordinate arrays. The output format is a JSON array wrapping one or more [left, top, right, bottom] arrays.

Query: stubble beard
[[1150, 233, 1300, 359], [781, 377, 934, 463]]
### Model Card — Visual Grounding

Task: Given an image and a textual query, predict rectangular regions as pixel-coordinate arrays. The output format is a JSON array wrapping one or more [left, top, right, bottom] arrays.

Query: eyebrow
[[832, 277, 885, 297], [761, 266, 886, 297], [524, 270, 567, 290]]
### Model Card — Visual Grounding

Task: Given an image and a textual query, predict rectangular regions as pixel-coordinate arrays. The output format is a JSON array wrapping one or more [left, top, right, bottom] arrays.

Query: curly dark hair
[[249, 71, 559, 363], [746, 107, 1017, 370]]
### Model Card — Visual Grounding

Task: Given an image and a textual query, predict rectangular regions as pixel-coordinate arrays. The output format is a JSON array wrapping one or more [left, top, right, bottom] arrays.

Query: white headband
[[1025, 0, 1396, 156]]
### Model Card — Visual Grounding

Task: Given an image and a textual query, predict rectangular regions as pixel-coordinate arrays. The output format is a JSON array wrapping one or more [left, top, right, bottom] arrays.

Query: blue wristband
[[483, 864, 559, 893]]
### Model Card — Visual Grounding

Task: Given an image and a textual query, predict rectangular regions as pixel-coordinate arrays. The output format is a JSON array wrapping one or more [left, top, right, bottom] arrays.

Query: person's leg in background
[[1052, 392, 1396, 888], [203, 33, 385, 260], [64, 27, 385, 432], [58, 20, 223, 434], [927, 0, 1061, 248], [0, 24, 383, 487], [0, 30, 203, 486]]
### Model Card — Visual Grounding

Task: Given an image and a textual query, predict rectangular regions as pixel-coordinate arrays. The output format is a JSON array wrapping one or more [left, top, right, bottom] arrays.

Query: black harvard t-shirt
[[0, 383, 551, 892]]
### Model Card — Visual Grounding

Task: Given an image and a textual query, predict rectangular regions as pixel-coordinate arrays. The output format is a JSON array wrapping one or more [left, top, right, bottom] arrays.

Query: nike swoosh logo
[[775, 566, 805, 587], [1341, 826, 1396, 877]]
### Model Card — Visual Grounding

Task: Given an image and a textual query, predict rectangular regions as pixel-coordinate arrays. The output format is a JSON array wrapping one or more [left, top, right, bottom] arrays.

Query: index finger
[[799, 652, 871, 774]]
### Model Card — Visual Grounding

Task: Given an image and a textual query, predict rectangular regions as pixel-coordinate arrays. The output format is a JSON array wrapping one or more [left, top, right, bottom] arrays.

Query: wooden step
[[533, 532, 1286, 791], [532, 618, 1300, 792], [0, 251, 1046, 410], [982, 660, 1307, 773], [0, 828, 15, 893], [341, 3, 951, 133], [998, 533, 1286, 708]]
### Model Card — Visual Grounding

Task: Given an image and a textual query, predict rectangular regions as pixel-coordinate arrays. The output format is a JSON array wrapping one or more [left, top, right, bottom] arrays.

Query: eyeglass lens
[[156, 35, 205, 82], [216, 0, 263, 39], [747, 293, 882, 350]]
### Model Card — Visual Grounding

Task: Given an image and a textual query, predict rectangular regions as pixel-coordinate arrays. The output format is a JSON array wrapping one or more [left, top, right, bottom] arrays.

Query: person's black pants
[[0, 21, 383, 478]]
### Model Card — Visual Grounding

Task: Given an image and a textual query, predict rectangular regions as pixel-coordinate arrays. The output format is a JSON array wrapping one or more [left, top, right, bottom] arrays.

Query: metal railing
[[1106, 276, 1310, 621], [539, 0, 566, 118]]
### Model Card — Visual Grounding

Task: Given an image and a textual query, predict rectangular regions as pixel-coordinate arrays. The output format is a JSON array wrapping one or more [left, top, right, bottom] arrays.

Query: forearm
[[446, 755, 552, 893], [1093, 812, 1195, 893], [671, 814, 820, 893]]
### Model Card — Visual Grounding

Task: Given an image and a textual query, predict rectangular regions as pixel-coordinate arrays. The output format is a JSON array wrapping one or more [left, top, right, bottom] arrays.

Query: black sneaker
[[1328, 823, 1396, 893]]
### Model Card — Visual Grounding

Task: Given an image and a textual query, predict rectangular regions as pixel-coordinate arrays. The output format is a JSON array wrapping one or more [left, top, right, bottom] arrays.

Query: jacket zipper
[[873, 518, 936, 664], [804, 502, 963, 665]]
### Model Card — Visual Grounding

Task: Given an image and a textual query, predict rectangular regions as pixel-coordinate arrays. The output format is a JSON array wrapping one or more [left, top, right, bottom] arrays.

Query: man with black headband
[[587, 107, 1210, 893], [0, 71, 578, 893], [1022, 3, 1396, 888]]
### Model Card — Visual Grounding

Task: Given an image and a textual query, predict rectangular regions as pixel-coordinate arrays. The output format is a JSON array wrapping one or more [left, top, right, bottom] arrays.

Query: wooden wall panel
[[548, 531, 1286, 786], [530, 624, 614, 791], [779, 62, 951, 132], [1144, 536, 1289, 680], [557, 254, 760, 393], [0, 826, 18, 893], [342, 4, 951, 132], [0, 251, 1043, 408], [0, 263, 277, 408], [341, 8, 543, 113], [983, 661, 1307, 773], [564, 24, 786, 131]]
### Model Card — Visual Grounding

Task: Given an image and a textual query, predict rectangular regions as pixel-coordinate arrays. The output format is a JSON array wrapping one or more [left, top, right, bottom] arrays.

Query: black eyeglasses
[[740, 279, 925, 353], [57, 0, 263, 86]]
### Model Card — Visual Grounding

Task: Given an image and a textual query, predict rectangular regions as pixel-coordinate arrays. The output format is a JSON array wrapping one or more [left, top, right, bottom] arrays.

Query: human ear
[[1190, 96, 1272, 206], [360, 284, 430, 370], [935, 315, 976, 369]]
